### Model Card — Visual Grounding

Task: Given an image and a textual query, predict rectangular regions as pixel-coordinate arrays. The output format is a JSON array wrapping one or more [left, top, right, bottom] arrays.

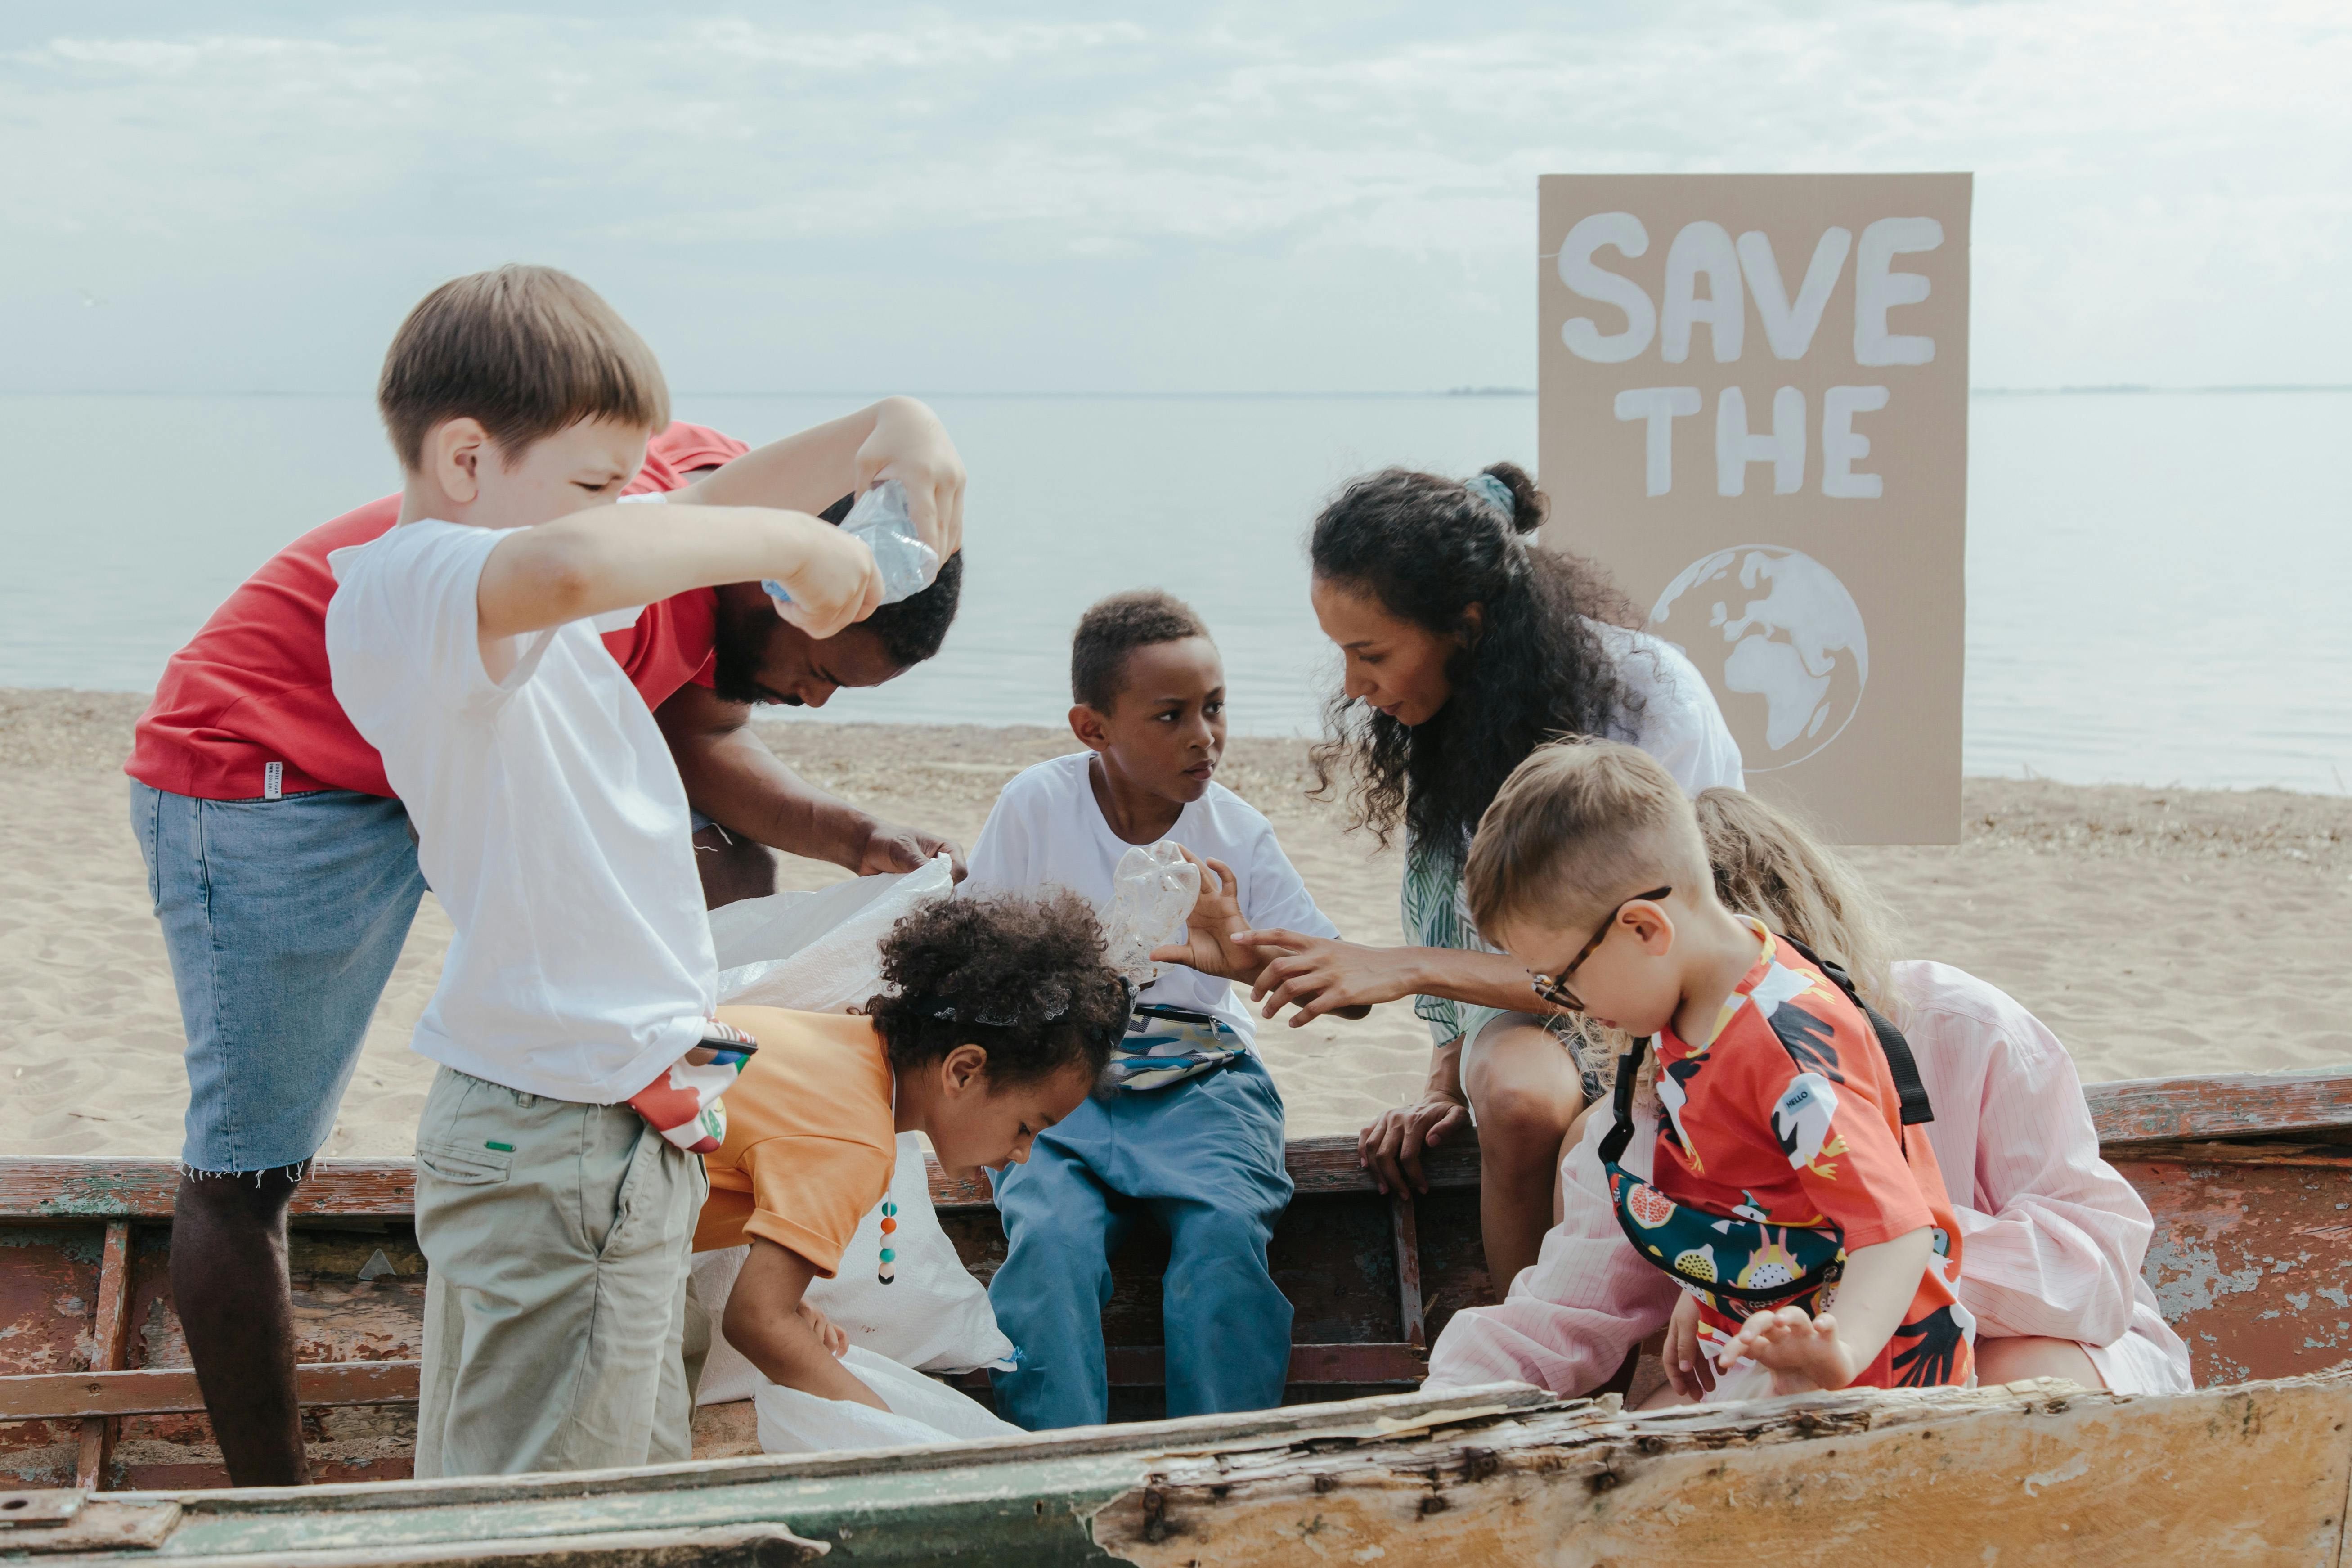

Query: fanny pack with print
[[1105, 1002, 1248, 1092], [1600, 935, 1935, 1318]]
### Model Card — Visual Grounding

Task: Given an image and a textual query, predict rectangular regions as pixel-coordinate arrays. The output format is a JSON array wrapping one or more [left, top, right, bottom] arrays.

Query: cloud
[[0, 1, 2345, 391]]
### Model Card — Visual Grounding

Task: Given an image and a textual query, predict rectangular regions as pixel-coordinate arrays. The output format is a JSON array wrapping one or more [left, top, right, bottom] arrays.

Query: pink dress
[[1424, 960, 2194, 1397]]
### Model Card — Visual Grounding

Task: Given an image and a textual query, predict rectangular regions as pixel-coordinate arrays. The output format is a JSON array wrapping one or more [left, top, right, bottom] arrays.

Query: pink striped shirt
[[1425, 960, 2194, 1397]]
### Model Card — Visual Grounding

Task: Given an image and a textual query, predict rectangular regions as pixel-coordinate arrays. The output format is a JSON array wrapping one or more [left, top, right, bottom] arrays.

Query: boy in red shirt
[[1463, 740, 1973, 1399], [127, 334, 971, 1485]]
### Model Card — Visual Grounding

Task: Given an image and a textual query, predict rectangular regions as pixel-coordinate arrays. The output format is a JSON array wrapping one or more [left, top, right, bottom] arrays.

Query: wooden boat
[[3, 1067, 2350, 1563]]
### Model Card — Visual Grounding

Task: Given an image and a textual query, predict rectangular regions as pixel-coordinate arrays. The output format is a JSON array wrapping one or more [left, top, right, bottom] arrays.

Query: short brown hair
[[1070, 590, 1212, 711], [1465, 738, 1709, 936], [377, 265, 669, 471]]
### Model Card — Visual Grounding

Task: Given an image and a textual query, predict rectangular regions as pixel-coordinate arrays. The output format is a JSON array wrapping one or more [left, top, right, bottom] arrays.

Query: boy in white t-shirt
[[325, 266, 899, 1478], [965, 591, 1368, 1428]]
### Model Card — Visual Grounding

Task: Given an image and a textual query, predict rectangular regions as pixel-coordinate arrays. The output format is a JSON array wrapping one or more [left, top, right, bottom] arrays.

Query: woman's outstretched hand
[[1357, 1095, 1470, 1196], [1239, 931, 1422, 1024]]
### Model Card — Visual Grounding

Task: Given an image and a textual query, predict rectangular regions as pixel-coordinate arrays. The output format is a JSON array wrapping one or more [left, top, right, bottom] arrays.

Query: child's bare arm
[[671, 397, 965, 566], [1719, 1227, 1933, 1392], [721, 1238, 888, 1411], [476, 505, 882, 651]]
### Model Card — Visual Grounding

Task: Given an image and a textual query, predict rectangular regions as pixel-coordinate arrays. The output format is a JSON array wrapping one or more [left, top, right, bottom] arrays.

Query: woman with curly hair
[[1235, 463, 1743, 1289], [693, 890, 1129, 1414]]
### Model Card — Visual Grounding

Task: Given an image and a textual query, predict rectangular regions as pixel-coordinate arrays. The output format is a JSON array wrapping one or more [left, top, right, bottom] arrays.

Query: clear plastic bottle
[[763, 478, 941, 620], [1100, 841, 1202, 987]]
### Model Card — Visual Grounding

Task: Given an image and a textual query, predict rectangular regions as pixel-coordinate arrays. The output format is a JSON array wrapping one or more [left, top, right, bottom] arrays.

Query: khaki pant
[[412, 1067, 704, 1478]]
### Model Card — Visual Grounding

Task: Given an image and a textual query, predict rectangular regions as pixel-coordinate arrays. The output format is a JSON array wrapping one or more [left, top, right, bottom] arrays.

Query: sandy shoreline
[[3, 687, 2347, 1162]]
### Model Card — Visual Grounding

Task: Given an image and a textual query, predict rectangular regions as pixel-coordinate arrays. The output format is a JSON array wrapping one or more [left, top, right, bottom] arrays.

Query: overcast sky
[[3, 2, 2344, 394]]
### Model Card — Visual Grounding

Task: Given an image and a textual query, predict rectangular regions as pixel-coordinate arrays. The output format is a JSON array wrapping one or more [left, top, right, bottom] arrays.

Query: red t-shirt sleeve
[[604, 421, 746, 707], [1747, 986, 1933, 1251]]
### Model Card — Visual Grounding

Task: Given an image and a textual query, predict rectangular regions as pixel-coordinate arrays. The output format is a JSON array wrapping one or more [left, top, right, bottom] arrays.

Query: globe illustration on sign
[[1649, 546, 1869, 772]]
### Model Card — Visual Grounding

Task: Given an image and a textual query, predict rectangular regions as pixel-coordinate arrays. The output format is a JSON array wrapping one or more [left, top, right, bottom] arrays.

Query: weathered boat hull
[[6, 1069, 2352, 1495], [6, 1374, 2351, 1566]]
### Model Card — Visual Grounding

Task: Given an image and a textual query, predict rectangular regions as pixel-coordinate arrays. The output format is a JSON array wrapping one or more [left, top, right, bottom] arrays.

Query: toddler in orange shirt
[[698, 890, 1126, 1411]]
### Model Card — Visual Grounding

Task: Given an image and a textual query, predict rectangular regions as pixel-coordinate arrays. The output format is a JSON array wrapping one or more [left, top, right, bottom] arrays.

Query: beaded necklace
[[879, 1074, 900, 1285]]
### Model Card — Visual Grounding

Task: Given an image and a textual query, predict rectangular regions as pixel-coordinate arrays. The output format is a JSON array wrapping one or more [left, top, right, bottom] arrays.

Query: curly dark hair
[[865, 890, 1128, 1085], [1070, 589, 1211, 710], [1308, 461, 1643, 867], [817, 490, 964, 669]]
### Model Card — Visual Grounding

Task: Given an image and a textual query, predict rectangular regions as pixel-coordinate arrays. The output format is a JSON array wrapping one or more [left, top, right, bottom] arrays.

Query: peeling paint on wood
[[2088, 1071, 2352, 1146], [1091, 1375, 2352, 1567], [10, 1074, 2352, 1501], [4, 1379, 2345, 1566]]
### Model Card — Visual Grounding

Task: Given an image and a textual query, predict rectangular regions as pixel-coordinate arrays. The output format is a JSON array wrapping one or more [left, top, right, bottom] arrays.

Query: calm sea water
[[1, 391, 2344, 794]]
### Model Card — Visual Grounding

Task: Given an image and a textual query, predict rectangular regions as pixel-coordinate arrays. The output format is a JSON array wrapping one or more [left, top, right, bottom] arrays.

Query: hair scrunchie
[[1464, 472, 1518, 527]]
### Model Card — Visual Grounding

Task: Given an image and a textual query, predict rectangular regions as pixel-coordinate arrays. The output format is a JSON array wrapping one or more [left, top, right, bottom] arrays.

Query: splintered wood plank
[[0, 1162, 417, 1222], [1285, 1133, 1481, 1195], [1, 1361, 418, 1421], [1390, 1193, 1427, 1349], [2089, 1072, 2352, 1146], [72, 1219, 133, 1490], [1094, 1375, 2352, 1567]]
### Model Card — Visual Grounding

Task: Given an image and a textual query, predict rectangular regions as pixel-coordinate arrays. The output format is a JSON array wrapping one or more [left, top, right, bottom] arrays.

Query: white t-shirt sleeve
[[1609, 628, 1745, 794], [1238, 818, 1341, 941], [327, 521, 557, 739], [962, 773, 1042, 901]]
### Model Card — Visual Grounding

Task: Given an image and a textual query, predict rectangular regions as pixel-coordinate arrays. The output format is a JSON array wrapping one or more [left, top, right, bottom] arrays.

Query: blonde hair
[[1485, 776, 1905, 1100], [1464, 738, 1709, 939], [1693, 786, 1901, 1017], [377, 265, 669, 472]]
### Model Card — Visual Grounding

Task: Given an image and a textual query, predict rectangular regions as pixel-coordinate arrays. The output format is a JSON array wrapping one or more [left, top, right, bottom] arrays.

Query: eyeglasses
[[1526, 886, 1671, 1013]]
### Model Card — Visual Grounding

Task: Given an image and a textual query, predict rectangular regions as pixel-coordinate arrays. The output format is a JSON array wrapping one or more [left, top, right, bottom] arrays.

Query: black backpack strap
[[1774, 932, 1934, 1128], [1596, 1037, 1650, 1166]]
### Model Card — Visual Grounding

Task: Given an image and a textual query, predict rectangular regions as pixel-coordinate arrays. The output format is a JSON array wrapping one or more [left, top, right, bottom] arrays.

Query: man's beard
[[709, 598, 795, 706]]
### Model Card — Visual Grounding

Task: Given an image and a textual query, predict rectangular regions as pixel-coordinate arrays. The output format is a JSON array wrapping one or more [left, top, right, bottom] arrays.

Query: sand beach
[[3, 686, 2347, 1163]]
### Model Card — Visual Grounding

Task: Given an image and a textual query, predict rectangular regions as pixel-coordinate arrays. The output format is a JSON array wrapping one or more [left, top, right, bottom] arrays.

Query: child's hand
[[796, 1300, 849, 1360], [1148, 849, 1264, 984], [769, 517, 884, 640], [1719, 1305, 1858, 1393], [855, 397, 966, 567], [1663, 1291, 1716, 1399]]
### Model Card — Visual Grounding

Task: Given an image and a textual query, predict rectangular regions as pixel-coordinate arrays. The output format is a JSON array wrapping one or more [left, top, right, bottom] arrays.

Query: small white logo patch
[[263, 760, 283, 800], [1772, 1072, 1840, 1170]]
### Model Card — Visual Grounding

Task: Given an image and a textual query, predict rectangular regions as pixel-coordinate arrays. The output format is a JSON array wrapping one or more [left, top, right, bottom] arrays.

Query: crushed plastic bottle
[[1099, 841, 1202, 988], [764, 478, 941, 622]]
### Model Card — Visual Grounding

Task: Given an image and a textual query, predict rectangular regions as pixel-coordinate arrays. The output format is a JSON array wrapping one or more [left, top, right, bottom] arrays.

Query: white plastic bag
[[712, 854, 954, 1011], [1099, 840, 1200, 986], [753, 1346, 1018, 1454], [691, 1135, 1013, 1406]]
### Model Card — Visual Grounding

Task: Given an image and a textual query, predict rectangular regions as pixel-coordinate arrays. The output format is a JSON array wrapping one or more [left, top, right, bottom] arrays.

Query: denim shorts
[[130, 779, 429, 1175]]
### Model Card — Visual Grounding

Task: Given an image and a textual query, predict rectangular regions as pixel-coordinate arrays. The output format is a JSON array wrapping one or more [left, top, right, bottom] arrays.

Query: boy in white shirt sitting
[[326, 265, 898, 1477], [964, 591, 1367, 1428]]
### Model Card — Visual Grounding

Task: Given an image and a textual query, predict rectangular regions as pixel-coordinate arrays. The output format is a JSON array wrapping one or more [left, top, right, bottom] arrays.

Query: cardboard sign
[[1538, 174, 1971, 844]]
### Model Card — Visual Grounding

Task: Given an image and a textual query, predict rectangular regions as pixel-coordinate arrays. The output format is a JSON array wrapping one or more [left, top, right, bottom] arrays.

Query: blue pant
[[987, 1053, 1294, 1430], [130, 780, 428, 1175]]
